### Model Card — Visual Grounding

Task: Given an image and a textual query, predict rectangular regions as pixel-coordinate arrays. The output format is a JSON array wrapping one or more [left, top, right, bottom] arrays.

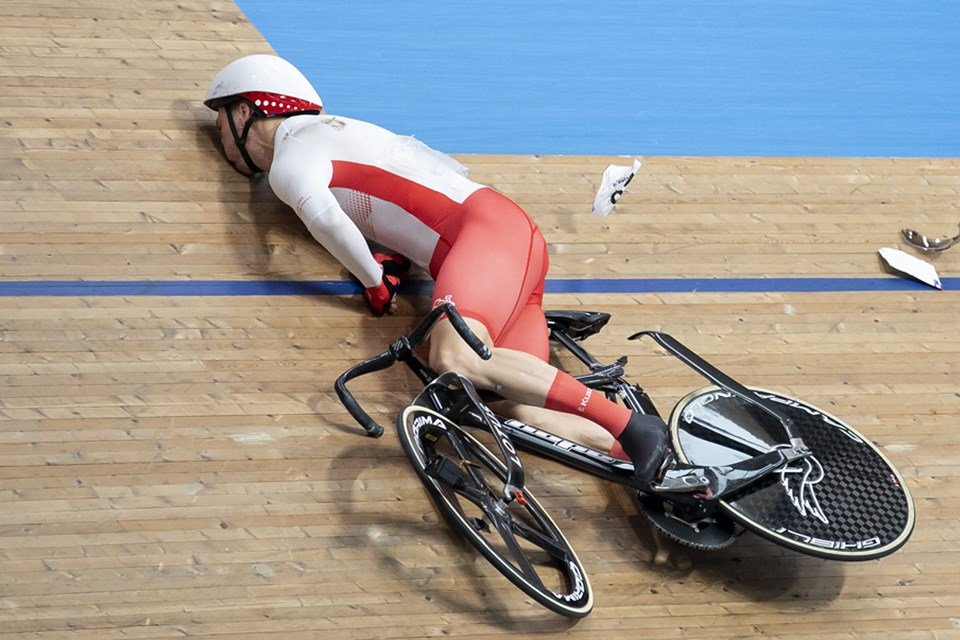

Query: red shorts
[[429, 188, 550, 361]]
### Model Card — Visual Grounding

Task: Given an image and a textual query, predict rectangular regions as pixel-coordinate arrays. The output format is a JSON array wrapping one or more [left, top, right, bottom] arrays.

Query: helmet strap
[[227, 103, 264, 175]]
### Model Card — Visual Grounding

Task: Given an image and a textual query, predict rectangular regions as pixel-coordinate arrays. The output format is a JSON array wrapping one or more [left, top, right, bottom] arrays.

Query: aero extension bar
[[335, 302, 491, 437]]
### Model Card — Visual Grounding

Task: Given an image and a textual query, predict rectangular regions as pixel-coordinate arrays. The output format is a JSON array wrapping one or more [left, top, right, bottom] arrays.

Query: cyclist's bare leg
[[430, 316, 666, 480], [430, 317, 622, 450], [490, 400, 616, 453], [430, 317, 556, 406]]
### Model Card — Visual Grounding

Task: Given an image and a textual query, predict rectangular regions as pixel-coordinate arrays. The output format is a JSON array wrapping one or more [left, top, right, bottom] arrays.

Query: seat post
[[549, 328, 603, 368]]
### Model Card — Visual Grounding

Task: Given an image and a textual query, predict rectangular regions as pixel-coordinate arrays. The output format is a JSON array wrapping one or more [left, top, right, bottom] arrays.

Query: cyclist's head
[[205, 54, 323, 174]]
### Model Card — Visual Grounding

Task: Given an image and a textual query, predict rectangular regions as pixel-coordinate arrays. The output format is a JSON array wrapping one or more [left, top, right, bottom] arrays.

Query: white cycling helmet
[[204, 54, 323, 117], [205, 55, 322, 173]]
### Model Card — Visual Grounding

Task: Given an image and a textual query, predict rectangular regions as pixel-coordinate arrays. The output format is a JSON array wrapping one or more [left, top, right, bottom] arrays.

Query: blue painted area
[[235, 1, 959, 156], [0, 278, 953, 297]]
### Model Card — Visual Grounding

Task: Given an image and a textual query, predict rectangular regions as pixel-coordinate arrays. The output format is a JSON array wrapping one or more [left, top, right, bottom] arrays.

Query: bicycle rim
[[669, 386, 915, 560], [397, 406, 593, 617]]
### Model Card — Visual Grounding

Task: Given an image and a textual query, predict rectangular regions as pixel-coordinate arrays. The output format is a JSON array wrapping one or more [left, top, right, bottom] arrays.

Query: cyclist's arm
[[268, 155, 382, 287]]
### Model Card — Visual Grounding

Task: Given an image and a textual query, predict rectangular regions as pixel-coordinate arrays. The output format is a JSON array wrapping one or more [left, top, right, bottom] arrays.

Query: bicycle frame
[[335, 305, 813, 512]]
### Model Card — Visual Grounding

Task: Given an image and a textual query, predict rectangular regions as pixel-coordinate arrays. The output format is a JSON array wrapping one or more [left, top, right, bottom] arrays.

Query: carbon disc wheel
[[670, 386, 915, 560]]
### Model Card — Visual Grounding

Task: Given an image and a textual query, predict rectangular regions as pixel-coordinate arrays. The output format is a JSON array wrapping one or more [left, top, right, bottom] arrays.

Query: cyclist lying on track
[[203, 54, 669, 484]]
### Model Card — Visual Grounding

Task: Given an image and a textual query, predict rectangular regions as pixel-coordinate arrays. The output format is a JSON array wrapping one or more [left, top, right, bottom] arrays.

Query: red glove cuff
[[373, 253, 411, 279], [363, 275, 401, 316]]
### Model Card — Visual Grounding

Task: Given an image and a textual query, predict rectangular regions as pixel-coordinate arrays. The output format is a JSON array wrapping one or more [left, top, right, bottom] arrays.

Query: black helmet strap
[[227, 102, 264, 175]]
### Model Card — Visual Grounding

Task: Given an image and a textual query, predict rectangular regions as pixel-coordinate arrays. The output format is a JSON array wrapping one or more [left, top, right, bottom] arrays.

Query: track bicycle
[[335, 303, 915, 617]]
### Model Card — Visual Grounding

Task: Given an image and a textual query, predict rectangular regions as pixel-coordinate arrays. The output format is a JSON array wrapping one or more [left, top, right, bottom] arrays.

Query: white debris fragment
[[878, 247, 942, 290], [593, 158, 642, 217]]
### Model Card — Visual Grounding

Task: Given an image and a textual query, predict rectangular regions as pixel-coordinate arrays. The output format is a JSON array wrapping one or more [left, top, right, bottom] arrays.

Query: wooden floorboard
[[1, 0, 958, 638]]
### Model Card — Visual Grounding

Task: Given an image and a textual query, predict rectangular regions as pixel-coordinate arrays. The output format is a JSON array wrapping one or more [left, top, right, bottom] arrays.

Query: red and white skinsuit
[[268, 114, 551, 360]]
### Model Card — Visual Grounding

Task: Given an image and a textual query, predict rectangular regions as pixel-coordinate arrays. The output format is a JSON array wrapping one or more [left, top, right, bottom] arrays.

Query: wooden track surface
[[1, 1, 958, 638]]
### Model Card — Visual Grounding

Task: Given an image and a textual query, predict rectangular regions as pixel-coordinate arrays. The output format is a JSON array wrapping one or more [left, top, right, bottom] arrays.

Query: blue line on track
[[0, 278, 953, 297]]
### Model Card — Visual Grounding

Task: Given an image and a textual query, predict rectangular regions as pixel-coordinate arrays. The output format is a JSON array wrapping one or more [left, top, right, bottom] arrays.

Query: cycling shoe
[[617, 412, 670, 485]]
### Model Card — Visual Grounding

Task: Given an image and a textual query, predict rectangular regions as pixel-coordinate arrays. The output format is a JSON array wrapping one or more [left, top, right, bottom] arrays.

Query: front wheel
[[397, 405, 594, 618], [669, 386, 915, 561]]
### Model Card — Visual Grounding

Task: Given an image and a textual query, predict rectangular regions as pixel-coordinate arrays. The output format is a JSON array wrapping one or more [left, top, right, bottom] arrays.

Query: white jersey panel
[[378, 134, 478, 204], [268, 135, 384, 287], [330, 187, 440, 270], [276, 115, 481, 204], [268, 114, 486, 286]]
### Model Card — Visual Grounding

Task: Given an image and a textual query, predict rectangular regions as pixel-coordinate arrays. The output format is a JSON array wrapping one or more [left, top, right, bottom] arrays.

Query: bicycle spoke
[[449, 482, 494, 507], [430, 457, 552, 589], [433, 480, 479, 522], [510, 516, 570, 560], [487, 505, 547, 589], [445, 430, 497, 497]]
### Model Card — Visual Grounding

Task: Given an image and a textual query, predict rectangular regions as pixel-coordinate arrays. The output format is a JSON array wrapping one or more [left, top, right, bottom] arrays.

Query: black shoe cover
[[617, 412, 670, 485]]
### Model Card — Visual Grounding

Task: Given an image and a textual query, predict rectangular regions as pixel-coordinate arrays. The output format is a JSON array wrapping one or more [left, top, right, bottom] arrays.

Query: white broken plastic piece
[[592, 158, 642, 217], [878, 247, 942, 290]]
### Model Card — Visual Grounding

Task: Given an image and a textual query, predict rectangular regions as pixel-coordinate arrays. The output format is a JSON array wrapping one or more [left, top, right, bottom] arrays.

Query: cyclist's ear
[[230, 101, 256, 128]]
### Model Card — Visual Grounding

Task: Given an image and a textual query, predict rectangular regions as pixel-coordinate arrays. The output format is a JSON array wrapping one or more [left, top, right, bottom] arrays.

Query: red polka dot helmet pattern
[[238, 91, 322, 117], [204, 54, 323, 116]]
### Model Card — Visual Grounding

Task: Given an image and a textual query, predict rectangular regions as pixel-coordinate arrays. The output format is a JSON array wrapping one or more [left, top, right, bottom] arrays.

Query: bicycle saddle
[[545, 310, 611, 341]]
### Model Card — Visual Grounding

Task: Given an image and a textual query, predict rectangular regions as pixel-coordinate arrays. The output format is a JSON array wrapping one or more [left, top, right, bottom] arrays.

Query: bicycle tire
[[668, 386, 915, 560], [396, 405, 594, 617]]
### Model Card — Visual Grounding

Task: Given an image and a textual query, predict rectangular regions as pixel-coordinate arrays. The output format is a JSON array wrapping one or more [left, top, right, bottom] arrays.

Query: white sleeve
[[269, 154, 383, 288]]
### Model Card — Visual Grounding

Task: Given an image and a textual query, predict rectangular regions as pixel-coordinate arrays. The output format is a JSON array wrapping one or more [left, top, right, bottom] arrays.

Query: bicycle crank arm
[[652, 446, 809, 500]]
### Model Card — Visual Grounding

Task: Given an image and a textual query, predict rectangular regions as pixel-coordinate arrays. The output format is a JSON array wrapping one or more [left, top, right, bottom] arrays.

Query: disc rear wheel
[[670, 386, 915, 560]]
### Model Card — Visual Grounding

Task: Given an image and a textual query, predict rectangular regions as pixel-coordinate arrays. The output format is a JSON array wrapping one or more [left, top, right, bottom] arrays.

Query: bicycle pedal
[[650, 467, 711, 494]]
